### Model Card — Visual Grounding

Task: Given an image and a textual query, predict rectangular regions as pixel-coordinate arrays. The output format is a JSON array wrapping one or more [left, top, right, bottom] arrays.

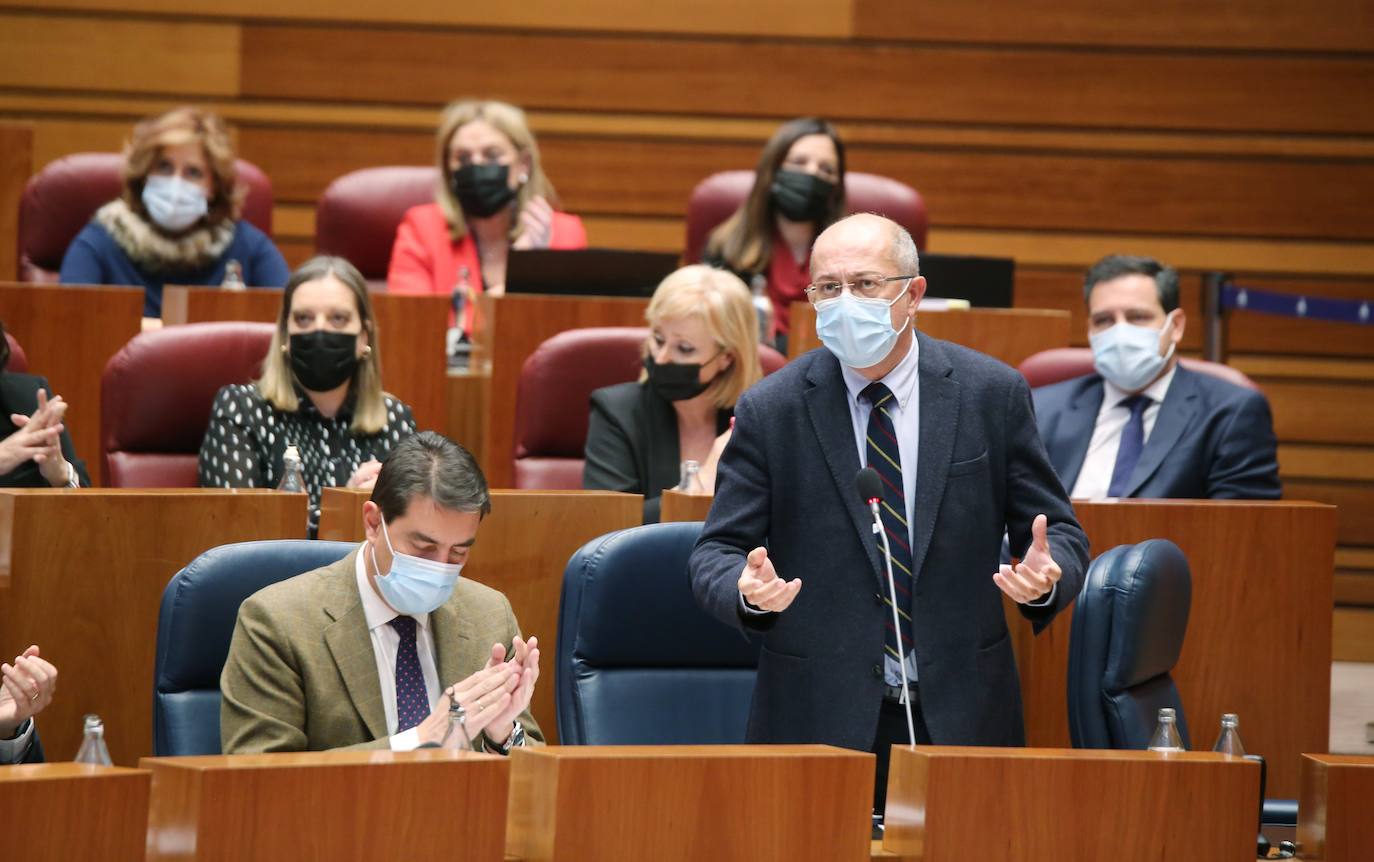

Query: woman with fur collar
[[59, 107, 289, 321]]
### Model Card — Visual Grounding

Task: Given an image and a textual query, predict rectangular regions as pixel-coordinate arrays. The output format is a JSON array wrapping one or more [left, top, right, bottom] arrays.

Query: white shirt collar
[[1102, 361, 1178, 411], [354, 541, 431, 634], [839, 333, 920, 408]]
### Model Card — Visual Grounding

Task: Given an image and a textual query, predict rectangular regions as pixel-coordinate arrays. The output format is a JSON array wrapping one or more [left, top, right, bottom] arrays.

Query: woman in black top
[[583, 265, 763, 523], [0, 322, 89, 488], [198, 255, 416, 535]]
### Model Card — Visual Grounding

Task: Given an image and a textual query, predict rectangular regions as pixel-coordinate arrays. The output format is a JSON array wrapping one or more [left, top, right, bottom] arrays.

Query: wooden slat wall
[[0, 0, 1370, 654]]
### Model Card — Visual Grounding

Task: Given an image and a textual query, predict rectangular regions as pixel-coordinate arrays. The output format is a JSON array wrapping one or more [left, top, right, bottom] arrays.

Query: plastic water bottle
[[278, 445, 306, 493], [1147, 707, 1185, 752], [1212, 713, 1245, 757], [749, 274, 773, 345], [74, 714, 113, 766], [221, 259, 246, 292], [440, 700, 474, 751], [676, 460, 704, 493]]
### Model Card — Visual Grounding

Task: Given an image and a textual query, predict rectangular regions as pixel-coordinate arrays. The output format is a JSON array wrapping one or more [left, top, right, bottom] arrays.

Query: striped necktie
[[861, 382, 915, 666]]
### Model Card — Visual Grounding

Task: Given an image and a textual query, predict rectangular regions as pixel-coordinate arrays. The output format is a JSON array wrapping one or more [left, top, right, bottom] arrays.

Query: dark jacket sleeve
[[243, 224, 291, 289], [1003, 372, 1090, 630], [583, 388, 660, 523], [1207, 389, 1282, 500]]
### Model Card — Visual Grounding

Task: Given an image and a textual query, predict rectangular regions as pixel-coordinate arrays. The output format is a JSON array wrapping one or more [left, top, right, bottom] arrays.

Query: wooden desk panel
[[319, 487, 641, 743], [1016, 500, 1335, 799], [0, 283, 144, 476], [0, 489, 307, 765], [485, 294, 651, 487], [659, 488, 713, 523], [883, 746, 1259, 862], [1298, 753, 1374, 862], [161, 286, 449, 433], [144, 750, 507, 862], [447, 367, 491, 465], [0, 123, 32, 282], [507, 745, 872, 862], [0, 763, 151, 862], [788, 301, 1071, 369]]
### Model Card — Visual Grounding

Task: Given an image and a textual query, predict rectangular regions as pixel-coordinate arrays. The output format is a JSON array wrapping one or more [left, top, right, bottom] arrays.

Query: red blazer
[[386, 203, 588, 329]]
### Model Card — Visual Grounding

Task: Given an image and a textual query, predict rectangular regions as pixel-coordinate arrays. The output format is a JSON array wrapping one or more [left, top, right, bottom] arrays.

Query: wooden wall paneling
[[1281, 481, 1374, 546], [28, 120, 141, 176], [0, 489, 308, 765], [0, 283, 144, 477], [1265, 380, 1374, 446], [1333, 608, 1374, 662], [0, 123, 31, 281], [236, 23, 1374, 135], [0, 764, 151, 862], [854, 0, 1374, 52], [0, 12, 241, 97]]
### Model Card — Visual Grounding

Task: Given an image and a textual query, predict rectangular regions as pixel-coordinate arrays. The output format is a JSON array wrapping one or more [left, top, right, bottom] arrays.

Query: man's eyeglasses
[[803, 275, 915, 303]]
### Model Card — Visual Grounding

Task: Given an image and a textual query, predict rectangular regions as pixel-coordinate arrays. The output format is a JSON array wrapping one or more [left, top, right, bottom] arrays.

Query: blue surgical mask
[[815, 280, 911, 369], [141, 175, 208, 233], [369, 518, 464, 615], [1090, 316, 1176, 393]]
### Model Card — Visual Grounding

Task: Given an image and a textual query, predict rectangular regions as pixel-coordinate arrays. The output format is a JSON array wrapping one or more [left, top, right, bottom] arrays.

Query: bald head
[[811, 213, 919, 280]]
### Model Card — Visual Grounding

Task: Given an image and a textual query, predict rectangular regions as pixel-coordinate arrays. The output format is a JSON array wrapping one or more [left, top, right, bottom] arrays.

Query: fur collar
[[95, 199, 235, 274]]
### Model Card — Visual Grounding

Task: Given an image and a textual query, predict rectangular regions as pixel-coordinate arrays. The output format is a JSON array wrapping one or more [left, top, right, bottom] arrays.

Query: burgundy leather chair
[[101, 322, 275, 487], [1018, 348, 1260, 392], [682, 170, 928, 264], [314, 166, 438, 291], [3, 332, 28, 373], [512, 327, 788, 489], [19, 153, 275, 283]]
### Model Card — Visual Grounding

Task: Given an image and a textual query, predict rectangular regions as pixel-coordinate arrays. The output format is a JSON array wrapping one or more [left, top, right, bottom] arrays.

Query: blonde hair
[[256, 256, 389, 434], [641, 265, 763, 409], [433, 99, 560, 243], [122, 106, 242, 226]]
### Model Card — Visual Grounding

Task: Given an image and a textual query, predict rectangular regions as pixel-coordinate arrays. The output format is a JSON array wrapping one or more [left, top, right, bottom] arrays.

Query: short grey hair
[[890, 221, 920, 278], [370, 431, 490, 522]]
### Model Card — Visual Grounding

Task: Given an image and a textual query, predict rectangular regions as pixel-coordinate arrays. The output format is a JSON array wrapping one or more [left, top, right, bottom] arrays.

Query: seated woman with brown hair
[[59, 106, 289, 320], [583, 265, 763, 523], [703, 117, 846, 351], [387, 99, 588, 332], [198, 256, 416, 536]]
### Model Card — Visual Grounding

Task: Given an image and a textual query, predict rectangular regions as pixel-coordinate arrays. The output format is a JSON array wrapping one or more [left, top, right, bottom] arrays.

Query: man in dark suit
[[1, 644, 57, 764], [689, 214, 1088, 811], [1032, 255, 1280, 500]]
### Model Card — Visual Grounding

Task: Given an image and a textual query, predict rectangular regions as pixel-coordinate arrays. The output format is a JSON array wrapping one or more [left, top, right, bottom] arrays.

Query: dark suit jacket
[[0, 373, 90, 487], [689, 336, 1088, 752], [1032, 365, 1281, 500], [583, 381, 732, 523]]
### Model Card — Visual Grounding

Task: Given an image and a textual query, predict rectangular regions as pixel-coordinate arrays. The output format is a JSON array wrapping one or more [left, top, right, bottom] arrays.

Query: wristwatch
[[485, 720, 525, 755]]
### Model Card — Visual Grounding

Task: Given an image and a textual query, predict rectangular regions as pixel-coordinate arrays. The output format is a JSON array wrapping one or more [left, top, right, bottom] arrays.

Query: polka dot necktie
[[388, 616, 428, 732], [860, 382, 915, 665]]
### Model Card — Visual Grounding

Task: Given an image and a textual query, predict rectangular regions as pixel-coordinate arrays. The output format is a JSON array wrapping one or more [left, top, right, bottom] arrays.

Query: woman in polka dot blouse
[[198, 255, 417, 535]]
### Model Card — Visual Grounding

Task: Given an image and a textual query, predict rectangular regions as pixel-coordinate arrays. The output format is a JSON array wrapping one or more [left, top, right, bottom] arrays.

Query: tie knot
[[861, 382, 894, 407], [388, 616, 418, 640], [1119, 394, 1150, 416]]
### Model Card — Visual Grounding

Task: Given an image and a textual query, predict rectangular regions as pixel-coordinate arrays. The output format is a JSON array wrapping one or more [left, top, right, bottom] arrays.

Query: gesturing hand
[[480, 636, 539, 748], [737, 546, 802, 613], [0, 645, 58, 738], [0, 389, 69, 483], [993, 514, 1063, 604], [511, 196, 555, 250]]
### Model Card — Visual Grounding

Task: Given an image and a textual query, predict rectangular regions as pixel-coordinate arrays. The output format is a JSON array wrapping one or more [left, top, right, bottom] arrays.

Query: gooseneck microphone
[[855, 467, 917, 746]]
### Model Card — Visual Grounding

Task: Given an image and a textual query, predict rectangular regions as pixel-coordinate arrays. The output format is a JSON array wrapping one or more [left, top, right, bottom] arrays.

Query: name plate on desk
[[143, 749, 508, 862], [0, 763, 151, 861], [883, 746, 1259, 862], [506, 744, 873, 862]]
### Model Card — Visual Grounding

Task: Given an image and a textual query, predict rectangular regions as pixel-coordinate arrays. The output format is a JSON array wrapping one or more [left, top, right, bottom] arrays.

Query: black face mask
[[644, 355, 720, 402], [770, 169, 835, 223], [289, 330, 360, 392], [450, 163, 518, 218]]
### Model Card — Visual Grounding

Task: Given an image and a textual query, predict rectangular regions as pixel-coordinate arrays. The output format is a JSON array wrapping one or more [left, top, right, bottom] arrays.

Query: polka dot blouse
[[198, 383, 417, 536]]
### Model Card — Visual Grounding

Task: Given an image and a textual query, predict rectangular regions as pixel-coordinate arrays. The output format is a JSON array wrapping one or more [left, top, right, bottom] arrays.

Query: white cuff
[[389, 727, 420, 752], [1025, 582, 1057, 607], [0, 718, 35, 764]]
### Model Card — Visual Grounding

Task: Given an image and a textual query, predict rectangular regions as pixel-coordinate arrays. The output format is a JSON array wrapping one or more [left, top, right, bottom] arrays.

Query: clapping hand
[[993, 514, 1063, 604], [511, 196, 555, 250], [0, 645, 58, 738], [479, 636, 539, 748], [1, 389, 72, 486]]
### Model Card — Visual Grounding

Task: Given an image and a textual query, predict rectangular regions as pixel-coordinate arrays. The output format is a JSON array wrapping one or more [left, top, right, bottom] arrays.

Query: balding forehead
[[812, 215, 898, 274]]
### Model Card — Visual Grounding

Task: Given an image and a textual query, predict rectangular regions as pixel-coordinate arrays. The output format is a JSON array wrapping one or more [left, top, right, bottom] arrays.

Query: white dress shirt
[[354, 545, 441, 751], [0, 718, 35, 764], [1071, 365, 1178, 500], [839, 338, 922, 685]]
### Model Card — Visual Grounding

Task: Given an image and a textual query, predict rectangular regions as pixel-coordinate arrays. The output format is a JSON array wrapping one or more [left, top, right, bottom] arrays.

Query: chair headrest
[[1094, 540, 1193, 691], [315, 166, 437, 279]]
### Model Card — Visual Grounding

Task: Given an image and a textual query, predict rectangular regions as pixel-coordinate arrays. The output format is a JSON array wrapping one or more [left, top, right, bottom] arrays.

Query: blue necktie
[[861, 382, 914, 665], [1107, 395, 1150, 498], [388, 616, 429, 732]]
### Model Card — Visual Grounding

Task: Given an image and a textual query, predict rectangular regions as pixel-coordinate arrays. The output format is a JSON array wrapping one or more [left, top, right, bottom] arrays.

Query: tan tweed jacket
[[220, 549, 541, 753]]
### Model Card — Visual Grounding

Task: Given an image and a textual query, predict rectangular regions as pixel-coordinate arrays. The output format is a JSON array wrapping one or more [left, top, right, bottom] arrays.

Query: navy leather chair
[[152, 540, 354, 756], [556, 522, 761, 745], [1067, 539, 1193, 750]]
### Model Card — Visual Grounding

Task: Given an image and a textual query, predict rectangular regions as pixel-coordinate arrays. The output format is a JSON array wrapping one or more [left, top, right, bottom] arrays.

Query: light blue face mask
[[369, 518, 463, 615], [815, 279, 911, 369], [141, 175, 208, 233], [1090, 316, 1176, 393]]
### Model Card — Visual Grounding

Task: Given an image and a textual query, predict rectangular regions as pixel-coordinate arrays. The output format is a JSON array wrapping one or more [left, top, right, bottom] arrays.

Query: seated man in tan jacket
[[221, 431, 541, 754]]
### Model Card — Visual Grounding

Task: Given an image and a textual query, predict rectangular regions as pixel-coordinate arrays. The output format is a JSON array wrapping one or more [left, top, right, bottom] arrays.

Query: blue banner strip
[[1221, 284, 1373, 325]]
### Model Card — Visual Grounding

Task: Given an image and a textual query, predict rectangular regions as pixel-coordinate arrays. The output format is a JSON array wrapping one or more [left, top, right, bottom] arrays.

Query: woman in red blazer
[[388, 99, 588, 332]]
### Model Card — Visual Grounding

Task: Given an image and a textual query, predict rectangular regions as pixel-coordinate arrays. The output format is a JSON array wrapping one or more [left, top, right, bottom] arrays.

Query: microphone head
[[855, 466, 882, 504]]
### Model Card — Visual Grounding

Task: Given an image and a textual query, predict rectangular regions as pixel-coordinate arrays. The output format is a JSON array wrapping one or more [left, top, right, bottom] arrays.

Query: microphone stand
[[867, 496, 917, 746]]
